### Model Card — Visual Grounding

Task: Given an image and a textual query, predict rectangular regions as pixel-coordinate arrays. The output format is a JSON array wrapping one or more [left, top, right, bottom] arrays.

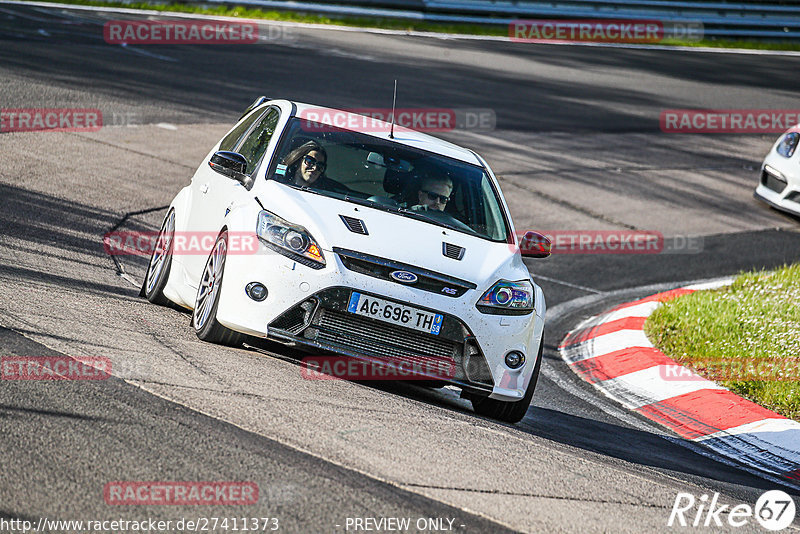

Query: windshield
[[266, 117, 510, 242]]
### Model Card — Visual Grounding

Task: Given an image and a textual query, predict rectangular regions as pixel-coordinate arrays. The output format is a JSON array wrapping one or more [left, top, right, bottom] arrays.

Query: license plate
[[347, 292, 443, 335]]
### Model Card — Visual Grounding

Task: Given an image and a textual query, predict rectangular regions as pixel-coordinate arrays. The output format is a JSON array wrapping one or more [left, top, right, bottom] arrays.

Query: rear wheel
[[192, 231, 245, 347], [141, 210, 175, 305], [471, 340, 543, 424]]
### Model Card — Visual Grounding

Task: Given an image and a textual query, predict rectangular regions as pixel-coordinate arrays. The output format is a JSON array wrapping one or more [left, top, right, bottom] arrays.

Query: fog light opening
[[505, 351, 525, 369], [300, 298, 318, 324], [245, 282, 268, 301]]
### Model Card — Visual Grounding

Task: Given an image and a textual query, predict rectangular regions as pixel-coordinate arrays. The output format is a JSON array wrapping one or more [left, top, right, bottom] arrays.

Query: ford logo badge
[[390, 270, 418, 284]]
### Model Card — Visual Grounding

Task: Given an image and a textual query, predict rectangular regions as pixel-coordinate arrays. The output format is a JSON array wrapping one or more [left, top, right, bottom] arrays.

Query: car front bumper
[[755, 159, 800, 217], [215, 242, 545, 402]]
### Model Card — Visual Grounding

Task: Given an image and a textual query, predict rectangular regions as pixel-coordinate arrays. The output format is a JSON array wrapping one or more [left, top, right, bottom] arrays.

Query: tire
[[141, 210, 175, 306], [192, 230, 245, 347], [471, 340, 543, 424]]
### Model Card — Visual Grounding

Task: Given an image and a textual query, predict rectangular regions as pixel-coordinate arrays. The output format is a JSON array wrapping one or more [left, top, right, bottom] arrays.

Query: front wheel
[[192, 231, 244, 347], [141, 210, 175, 305], [471, 340, 543, 424]]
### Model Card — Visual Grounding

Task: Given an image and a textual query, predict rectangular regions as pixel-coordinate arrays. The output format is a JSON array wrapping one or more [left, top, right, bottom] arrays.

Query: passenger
[[411, 176, 453, 212], [282, 141, 352, 194], [283, 141, 328, 186]]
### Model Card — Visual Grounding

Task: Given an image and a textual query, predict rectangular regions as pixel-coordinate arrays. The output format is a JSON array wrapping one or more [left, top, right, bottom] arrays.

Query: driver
[[411, 176, 453, 212]]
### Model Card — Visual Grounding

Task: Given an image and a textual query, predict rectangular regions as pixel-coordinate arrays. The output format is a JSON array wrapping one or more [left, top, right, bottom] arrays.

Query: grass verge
[[645, 264, 800, 420], [30, 0, 800, 52]]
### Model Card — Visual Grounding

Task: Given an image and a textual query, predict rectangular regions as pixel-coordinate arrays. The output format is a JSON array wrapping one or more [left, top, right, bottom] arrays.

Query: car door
[[183, 106, 281, 287]]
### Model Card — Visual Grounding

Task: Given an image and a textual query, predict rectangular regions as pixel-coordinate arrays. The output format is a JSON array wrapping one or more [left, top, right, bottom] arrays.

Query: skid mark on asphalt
[[500, 173, 637, 230], [67, 132, 196, 169], [400, 483, 671, 508], [131, 311, 227, 384], [502, 162, 755, 176]]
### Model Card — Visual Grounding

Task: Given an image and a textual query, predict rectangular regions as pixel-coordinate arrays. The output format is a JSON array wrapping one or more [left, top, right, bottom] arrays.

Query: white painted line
[[599, 366, 724, 409], [119, 43, 178, 62], [119, 273, 139, 287], [6, 0, 800, 57], [156, 123, 178, 130]]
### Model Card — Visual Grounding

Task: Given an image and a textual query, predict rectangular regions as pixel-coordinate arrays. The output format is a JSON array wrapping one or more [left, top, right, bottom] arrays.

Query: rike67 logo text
[[668, 490, 796, 531]]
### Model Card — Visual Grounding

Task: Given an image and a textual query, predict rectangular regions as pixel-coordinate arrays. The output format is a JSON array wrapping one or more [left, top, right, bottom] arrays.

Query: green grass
[[645, 264, 800, 420], [35, 0, 800, 51]]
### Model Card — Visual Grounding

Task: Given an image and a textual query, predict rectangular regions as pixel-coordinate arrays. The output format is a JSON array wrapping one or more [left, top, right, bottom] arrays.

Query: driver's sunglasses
[[302, 154, 327, 172], [421, 190, 451, 204]]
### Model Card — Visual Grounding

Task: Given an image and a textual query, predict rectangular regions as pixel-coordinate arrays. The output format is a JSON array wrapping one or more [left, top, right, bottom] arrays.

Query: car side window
[[237, 108, 280, 176], [219, 108, 265, 152]]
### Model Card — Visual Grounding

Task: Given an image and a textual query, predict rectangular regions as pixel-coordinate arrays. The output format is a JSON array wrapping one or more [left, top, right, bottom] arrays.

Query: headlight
[[776, 132, 799, 158], [476, 280, 534, 315], [256, 210, 325, 268]]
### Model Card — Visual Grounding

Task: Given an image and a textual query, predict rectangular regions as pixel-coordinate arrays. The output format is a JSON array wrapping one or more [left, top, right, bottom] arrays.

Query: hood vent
[[340, 215, 368, 235], [442, 242, 465, 260]]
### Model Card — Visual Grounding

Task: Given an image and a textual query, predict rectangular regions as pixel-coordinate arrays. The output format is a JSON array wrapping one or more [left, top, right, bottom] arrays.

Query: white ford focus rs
[[142, 97, 550, 423], [755, 125, 800, 217]]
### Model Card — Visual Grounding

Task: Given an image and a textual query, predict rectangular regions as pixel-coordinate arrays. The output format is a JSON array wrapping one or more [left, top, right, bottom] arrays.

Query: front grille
[[268, 288, 495, 388], [335, 247, 476, 298], [442, 242, 465, 260], [762, 170, 787, 194], [785, 191, 800, 203], [340, 215, 368, 235], [313, 309, 456, 360]]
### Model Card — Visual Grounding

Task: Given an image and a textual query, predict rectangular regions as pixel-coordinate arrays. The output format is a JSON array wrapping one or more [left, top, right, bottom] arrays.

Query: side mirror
[[519, 231, 551, 258], [209, 151, 248, 184]]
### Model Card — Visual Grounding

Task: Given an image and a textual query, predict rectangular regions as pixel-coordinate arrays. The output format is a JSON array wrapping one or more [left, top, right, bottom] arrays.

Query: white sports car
[[142, 98, 550, 423], [755, 125, 800, 217]]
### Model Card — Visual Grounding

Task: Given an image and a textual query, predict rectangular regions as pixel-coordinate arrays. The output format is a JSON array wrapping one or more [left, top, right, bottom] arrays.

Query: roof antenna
[[389, 79, 397, 139]]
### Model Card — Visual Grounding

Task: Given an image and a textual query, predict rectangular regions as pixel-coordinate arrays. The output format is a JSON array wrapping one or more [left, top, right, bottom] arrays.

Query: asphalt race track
[[1, 3, 800, 532]]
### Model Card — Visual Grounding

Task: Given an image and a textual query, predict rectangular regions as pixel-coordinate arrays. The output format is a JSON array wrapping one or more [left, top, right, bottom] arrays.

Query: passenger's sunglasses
[[421, 190, 451, 204], [302, 154, 326, 172]]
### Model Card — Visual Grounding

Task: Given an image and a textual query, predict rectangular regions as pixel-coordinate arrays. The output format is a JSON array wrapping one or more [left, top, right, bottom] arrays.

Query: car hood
[[261, 181, 526, 284]]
